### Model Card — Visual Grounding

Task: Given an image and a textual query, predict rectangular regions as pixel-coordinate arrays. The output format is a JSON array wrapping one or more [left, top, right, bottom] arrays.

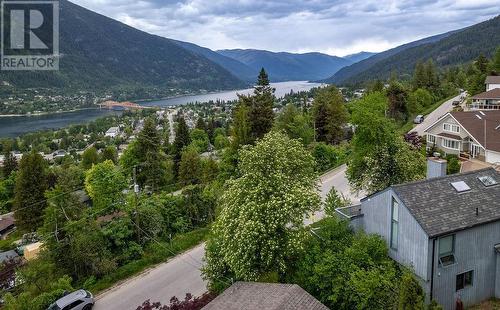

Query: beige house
[[424, 111, 500, 164]]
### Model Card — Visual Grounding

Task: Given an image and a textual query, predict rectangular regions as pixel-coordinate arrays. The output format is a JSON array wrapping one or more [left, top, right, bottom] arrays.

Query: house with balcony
[[423, 110, 500, 164], [469, 76, 500, 110], [336, 160, 500, 310]]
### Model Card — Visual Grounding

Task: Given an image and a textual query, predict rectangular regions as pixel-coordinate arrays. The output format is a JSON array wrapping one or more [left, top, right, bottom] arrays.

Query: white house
[[486, 76, 500, 91], [105, 127, 120, 138]]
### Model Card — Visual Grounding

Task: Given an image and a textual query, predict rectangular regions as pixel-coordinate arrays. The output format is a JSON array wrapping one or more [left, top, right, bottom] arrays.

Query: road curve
[[410, 92, 464, 136], [94, 164, 361, 309]]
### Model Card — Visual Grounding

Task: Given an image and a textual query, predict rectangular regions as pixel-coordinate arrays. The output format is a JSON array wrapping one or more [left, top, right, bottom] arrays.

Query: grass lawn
[[86, 227, 209, 294], [468, 299, 500, 310]]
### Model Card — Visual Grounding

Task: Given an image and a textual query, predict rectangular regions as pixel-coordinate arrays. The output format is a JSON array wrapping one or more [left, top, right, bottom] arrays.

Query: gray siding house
[[337, 159, 500, 310]]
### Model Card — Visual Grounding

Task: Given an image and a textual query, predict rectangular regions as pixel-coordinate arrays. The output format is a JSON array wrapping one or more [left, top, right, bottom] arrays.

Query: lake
[[0, 81, 322, 138]]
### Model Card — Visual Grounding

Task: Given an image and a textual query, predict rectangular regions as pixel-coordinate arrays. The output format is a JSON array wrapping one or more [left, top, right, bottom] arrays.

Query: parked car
[[413, 115, 424, 124], [47, 290, 94, 310], [452, 100, 460, 106]]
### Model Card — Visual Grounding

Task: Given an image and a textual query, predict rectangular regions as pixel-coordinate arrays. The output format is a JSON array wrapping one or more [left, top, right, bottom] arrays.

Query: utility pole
[[133, 166, 140, 242]]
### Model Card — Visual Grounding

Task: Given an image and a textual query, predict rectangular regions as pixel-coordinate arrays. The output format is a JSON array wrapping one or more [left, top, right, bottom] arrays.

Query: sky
[[72, 0, 500, 56]]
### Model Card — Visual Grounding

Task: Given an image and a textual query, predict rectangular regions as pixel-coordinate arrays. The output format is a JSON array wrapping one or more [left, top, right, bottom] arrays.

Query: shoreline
[[0, 107, 99, 118]]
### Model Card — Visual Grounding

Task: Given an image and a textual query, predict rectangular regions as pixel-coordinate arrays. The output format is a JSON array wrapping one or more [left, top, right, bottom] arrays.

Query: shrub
[[445, 155, 461, 175]]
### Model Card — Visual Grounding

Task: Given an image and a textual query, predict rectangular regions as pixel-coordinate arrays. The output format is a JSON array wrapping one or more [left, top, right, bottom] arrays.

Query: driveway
[[410, 92, 464, 136], [94, 164, 360, 309]]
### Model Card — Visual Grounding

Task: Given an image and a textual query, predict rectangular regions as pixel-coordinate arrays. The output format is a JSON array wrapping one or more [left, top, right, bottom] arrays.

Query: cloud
[[71, 0, 500, 56]]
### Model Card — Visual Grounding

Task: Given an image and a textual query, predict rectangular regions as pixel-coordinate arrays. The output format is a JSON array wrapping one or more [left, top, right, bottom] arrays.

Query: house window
[[442, 139, 460, 150], [438, 235, 456, 266], [443, 123, 460, 133], [456, 270, 473, 291], [390, 197, 399, 250], [427, 134, 436, 145]]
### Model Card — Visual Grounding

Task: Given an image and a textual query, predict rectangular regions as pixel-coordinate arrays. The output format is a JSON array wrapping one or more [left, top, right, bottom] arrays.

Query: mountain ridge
[[325, 15, 500, 85], [0, 0, 245, 93], [217, 49, 353, 82]]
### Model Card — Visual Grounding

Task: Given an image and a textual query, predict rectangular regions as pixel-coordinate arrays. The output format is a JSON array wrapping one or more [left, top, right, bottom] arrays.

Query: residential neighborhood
[[337, 159, 500, 309], [0, 2, 499, 310]]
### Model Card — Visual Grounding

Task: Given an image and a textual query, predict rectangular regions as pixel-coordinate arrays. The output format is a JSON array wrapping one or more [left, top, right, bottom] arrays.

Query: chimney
[[427, 157, 447, 179]]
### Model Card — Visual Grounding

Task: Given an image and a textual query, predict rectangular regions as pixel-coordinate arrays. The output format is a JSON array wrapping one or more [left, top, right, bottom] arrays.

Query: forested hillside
[[171, 40, 256, 83], [326, 15, 500, 85], [0, 0, 244, 92]]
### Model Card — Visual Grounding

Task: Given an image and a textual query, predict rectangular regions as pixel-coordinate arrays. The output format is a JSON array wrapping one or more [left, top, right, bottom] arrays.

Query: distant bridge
[[98, 100, 146, 110]]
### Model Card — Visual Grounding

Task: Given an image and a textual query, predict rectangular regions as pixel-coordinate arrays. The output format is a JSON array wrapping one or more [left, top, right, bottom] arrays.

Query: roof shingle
[[392, 168, 500, 238], [450, 110, 500, 152], [485, 76, 500, 84], [471, 88, 500, 100], [202, 282, 329, 310]]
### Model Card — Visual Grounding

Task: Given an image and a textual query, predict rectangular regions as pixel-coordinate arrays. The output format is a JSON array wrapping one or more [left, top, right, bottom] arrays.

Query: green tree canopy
[[275, 104, 314, 145], [14, 151, 48, 231], [312, 85, 348, 144], [81, 146, 99, 170], [231, 101, 252, 148], [178, 146, 202, 187], [85, 160, 127, 212], [190, 128, 210, 153], [203, 131, 320, 288], [347, 92, 425, 194]]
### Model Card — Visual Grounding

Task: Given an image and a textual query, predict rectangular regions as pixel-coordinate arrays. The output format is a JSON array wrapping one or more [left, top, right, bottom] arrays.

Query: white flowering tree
[[203, 131, 320, 290]]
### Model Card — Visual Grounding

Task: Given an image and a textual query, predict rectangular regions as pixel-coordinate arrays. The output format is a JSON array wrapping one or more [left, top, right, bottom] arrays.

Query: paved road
[[94, 164, 361, 309], [410, 92, 465, 136]]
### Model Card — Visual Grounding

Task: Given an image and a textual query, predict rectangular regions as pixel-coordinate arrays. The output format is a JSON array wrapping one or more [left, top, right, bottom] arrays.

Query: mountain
[[217, 49, 353, 82], [325, 15, 500, 85], [0, 0, 245, 92], [170, 40, 256, 83], [324, 30, 459, 85], [343, 52, 376, 63]]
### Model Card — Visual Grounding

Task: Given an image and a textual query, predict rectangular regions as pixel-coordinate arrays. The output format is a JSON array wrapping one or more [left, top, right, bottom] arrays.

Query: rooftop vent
[[451, 181, 471, 193], [479, 111, 486, 116], [475, 114, 482, 120], [478, 175, 498, 187]]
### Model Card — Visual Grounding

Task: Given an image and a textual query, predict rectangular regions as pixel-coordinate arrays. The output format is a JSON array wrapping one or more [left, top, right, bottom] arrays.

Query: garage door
[[486, 150, 500, 164]]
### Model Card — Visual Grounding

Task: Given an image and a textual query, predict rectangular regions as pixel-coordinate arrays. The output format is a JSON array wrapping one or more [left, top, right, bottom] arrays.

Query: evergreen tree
[[136, 118, 167, 191], [489, 47, 500, 74], [2, 149, 17, 178], [13, 151, 48, 231], [412, 61, 426, 90], [247, 68, 275, 141], [174, 117, 191, 157], [196, 117, 207, 131], [312, 85, 348, 144], [173, 116, 191, 177], [386, 81, 409, 121], [475, 53, 489, 74]]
